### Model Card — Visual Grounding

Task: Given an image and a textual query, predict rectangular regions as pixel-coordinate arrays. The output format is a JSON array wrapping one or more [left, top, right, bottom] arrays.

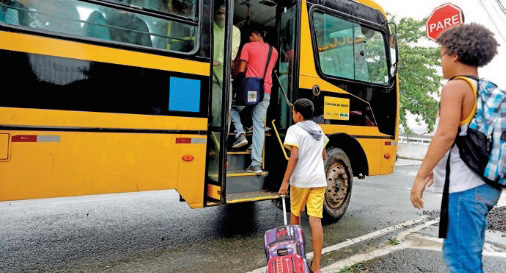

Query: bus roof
[[304, 0, 387, 21], [354, 0, 387, 17]]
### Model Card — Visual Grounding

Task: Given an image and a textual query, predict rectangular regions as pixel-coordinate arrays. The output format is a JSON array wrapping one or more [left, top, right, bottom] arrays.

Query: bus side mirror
[[390, 62, 397, 77], [389, 23, 399, 82], [390, 35, 398, 75]]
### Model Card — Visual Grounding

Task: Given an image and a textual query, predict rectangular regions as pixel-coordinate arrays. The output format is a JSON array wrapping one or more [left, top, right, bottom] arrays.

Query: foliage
[[339, 262, 368, 273], [387, 238, 400, 245], [394, 16, 442, 134]]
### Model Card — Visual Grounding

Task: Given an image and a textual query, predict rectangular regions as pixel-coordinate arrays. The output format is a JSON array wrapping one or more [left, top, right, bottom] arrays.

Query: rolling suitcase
[[264, 195, 311, 273]]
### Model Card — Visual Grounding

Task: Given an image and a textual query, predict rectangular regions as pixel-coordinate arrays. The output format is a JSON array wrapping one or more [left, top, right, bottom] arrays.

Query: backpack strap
[[453, 76, 478, 126], [438, 142, 456, 239], [262, 45, 273, 81]]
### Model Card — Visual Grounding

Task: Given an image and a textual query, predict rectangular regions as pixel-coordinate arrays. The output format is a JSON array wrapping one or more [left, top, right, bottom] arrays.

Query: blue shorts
[[443, 183, 501, 273]]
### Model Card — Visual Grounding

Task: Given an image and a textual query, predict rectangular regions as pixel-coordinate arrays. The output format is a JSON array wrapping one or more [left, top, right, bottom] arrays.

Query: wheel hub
[[326, 162, 349, 209]]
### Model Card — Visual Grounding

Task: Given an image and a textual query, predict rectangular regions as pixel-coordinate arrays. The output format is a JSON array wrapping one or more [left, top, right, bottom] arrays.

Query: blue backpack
[[455, 76, 505, 189], [440, 76, 505, 239]]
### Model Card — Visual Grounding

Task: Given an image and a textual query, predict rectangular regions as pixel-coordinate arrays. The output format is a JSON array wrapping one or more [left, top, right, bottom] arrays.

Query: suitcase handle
[[280, 195, 288, 226]]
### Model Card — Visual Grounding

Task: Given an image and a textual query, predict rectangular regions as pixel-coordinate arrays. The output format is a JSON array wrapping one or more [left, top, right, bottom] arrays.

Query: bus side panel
[[176, 136, 207, 209], [381, 142, 397, 174], [357, 139, 397, 176], [356, 138, 382, 175], [0, 131, 180, 201]]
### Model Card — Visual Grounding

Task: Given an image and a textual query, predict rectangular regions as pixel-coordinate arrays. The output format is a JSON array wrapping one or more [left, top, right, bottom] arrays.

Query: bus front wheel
[[323, 148, 353, 221]]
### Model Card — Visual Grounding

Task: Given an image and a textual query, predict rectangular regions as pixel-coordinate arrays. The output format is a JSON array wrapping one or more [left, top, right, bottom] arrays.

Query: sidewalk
[[321, 194, 506, 273], [395, 158, 422, 166]]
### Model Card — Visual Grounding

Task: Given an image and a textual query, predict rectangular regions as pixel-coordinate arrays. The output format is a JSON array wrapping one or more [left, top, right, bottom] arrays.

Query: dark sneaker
[[232, 134, 248, 148], [245, 164, 262, 173]]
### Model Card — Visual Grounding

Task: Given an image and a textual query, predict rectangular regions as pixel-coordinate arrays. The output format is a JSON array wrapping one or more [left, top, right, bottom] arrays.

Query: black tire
[[323, 148, 353, 221]]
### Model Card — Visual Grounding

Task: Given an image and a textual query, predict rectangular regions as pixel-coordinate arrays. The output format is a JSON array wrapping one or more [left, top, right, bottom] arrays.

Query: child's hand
[[410, 175, 428, 209], [425, 172, 434, 187], [278, 181, 289, 196]]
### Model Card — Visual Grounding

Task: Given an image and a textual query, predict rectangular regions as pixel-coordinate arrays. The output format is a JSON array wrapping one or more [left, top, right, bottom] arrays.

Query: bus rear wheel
[[323, 148, 353, 221]]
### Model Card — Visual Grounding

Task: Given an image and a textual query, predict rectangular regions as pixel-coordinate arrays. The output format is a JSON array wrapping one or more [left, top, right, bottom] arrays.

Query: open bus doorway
[[206, 0, 299, 205]]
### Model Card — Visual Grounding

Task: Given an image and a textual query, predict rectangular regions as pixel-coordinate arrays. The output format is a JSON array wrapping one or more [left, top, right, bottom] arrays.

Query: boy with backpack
[[278, 98, 328, 273], [410, 23, 503, 273]]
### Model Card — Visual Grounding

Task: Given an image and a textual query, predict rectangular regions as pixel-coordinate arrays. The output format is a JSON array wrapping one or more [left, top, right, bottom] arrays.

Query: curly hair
[[293, 98, 314, 120], [436, 23, 499, 67]]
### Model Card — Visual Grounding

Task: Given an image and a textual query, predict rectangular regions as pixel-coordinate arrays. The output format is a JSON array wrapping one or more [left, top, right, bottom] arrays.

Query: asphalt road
[[0, 161, 502, 272]]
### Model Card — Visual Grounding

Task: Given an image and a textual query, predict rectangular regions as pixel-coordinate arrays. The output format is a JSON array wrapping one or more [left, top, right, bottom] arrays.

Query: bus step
[[225, 171, 269, 194], [226, 191, 279, 204], [228, 132, 271, 137], [227, 151, 251, 172]]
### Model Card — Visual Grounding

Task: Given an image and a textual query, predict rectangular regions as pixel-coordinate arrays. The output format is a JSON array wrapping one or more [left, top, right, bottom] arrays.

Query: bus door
[[206, 0, 234, 205], [276, 1, 299, 129]]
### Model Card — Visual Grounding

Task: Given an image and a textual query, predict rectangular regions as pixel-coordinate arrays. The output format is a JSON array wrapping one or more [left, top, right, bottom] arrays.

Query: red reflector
[[12, 135, 37, 142], [176, 138, 191, 144], [182, 155, 194, 162], [385, 141, 391, 146], [384, 153, 391, 159]]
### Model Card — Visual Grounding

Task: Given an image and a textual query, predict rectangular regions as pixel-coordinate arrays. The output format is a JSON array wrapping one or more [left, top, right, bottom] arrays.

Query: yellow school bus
[[0, 0, 398, 220]]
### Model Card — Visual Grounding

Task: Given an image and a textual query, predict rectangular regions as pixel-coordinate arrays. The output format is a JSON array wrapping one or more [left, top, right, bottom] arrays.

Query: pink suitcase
[[264, 196, 311, 273]]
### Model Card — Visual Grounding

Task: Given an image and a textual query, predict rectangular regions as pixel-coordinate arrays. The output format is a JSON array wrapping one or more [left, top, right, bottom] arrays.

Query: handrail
[[211, 131, 221, 151], [274, 71, 293, 108], [272, 119, 289, 161]]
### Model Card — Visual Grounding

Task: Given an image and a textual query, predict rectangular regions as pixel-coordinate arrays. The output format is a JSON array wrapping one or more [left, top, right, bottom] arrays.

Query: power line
[[477, 0, 506, 41], [496, 0, 506, 14], [490, 0, 506, 25]]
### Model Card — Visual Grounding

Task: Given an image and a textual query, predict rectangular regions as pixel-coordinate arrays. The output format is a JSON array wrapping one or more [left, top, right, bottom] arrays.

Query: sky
[[375, 0, 506, 134]]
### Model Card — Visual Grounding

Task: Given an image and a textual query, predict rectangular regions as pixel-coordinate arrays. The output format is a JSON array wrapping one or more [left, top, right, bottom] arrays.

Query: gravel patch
[[422, 206, 505, 233], [487, 206, 505, 233]]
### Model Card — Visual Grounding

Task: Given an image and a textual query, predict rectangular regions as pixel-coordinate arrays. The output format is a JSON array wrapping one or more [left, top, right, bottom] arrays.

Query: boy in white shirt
[[278, 98, 328, 273]]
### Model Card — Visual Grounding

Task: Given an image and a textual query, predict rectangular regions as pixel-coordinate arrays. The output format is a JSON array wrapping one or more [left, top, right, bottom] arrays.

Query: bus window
[[110, 0, 197, 20], [0, 0, 198, 53], [0, 0, 20, 25], [354, 25, 389, 85], [313, 11, 389, 85], [313, 13, 354, 80]]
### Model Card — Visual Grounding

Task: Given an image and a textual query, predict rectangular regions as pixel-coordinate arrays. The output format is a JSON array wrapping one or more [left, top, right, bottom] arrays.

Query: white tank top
[[433, 77, 485, 193]]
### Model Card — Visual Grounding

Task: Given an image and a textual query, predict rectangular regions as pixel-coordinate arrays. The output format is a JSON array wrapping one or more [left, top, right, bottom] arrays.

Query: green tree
[[395, 17, 442, 134]]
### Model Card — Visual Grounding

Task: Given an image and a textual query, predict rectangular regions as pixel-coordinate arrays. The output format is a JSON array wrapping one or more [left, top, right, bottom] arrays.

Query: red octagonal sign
[[426, 3, 465, 41]]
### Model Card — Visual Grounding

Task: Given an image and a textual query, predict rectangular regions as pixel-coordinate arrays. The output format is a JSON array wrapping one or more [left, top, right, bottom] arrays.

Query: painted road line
[[396, 219, 439, 241], [248, 216, 429, 273], [408, 234, 506, 258], [323, 218, 506, 272], [322, 219, 439, 272], [321, 243, 406, 273], [316, 216, 430, 259]]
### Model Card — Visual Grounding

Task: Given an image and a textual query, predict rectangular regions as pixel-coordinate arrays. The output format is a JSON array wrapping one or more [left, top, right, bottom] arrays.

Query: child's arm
[[410, 80, 470, 209], [278, 146, 299, 195], [322, 148, 327, 161]]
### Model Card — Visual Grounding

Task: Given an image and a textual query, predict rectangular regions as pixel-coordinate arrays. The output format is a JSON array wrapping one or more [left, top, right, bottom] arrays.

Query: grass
[[339, 263, 367, 273], [387, 238, 400, 245]]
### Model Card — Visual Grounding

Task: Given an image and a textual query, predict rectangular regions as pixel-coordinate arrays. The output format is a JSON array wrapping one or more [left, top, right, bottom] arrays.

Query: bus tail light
[[182, 155, 194, 162], [384, 153, 391, 159]]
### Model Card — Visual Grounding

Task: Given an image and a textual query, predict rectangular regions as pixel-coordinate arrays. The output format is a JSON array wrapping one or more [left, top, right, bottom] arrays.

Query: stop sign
[[426, 3, 465, 41]]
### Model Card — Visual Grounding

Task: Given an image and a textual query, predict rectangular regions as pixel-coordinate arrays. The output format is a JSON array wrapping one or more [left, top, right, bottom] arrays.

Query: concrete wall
[[397, 143, 429, 160]]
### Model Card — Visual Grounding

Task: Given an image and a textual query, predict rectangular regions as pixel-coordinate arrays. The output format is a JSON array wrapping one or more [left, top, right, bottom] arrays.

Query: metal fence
[[398, 136, 432, 145]]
